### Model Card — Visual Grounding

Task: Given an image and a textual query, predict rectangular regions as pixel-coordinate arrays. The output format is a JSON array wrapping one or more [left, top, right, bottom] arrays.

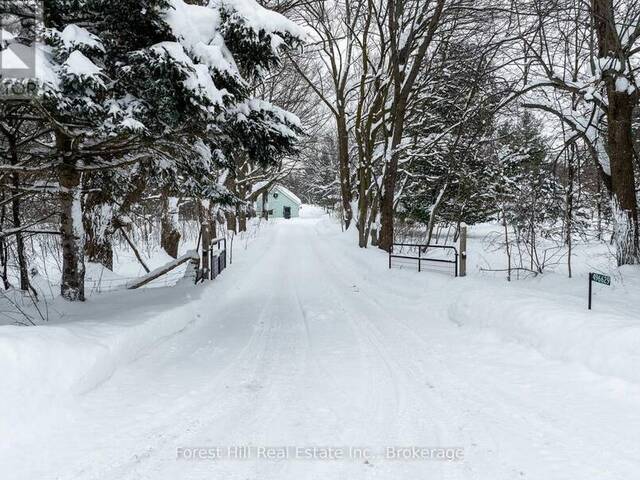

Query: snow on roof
[[251, 180, 268, 195], [274, 185, 301, 205]]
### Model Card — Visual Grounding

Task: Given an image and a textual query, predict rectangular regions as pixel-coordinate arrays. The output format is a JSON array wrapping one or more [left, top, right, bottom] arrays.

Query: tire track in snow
[[309, 221, 640, 479], [36, 219, 640, 480], [311, 235, 572, 478], [61, 226, 295, 480], [306, 238, 464, 479]]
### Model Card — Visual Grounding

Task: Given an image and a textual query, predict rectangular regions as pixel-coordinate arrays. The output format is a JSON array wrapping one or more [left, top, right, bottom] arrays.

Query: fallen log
[[126, 250, 199, 289]]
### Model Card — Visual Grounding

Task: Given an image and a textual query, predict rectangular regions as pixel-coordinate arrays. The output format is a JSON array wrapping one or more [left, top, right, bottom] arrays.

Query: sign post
[[588, 272, 611, 310]]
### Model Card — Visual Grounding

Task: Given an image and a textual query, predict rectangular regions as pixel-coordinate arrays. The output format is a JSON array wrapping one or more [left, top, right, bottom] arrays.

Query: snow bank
[[299, 204, 325, 218], [0, 286, 202, 413], [448, 287, 640, 384]]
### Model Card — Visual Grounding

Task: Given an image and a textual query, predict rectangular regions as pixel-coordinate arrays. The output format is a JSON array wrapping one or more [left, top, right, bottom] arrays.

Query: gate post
[[459, 224, 467, 277]]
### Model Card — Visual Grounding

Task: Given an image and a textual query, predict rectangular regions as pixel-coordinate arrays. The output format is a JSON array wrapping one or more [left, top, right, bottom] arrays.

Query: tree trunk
[[592, 0, 639, 264], [503, 209, 511, 282], [58, 149, 85, 301], [378, 123, 404, 252], [565, 147, 575, 278], [160, 193, 181, 259], [0, 239, 9, 290], [377, 0, 445, 251], [424, 183, 448, 249], [378, 88, 409, 252], [235, 157, 248, 233], [607, 89, 639, 265], [336, 112, 353, 229], [84, 168, 146, 270], [370, 227, 379, 246], [84, 231, 114, 270], [357, 162, 370, 247], [0, 196, 11, 290], [11, 174, 29, 292], [237, 207, 247, 232], [224, 170, 238, 233], [367, 201, 380, 247], [378, 172, 396, 252], [6, 134, 30, 291], [84, 192, 114, 270], [596, 176, 603, 240], [225, 210, 237, 233]]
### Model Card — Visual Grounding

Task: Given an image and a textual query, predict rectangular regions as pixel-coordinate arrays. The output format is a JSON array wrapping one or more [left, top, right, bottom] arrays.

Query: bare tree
[[513, 0, 640, 264], [289, 0, 363, 229]]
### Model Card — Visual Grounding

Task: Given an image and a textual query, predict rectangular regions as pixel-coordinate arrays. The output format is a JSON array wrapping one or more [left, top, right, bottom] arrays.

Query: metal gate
[[209, 237, 227, 279], [197, 237, 228, 282], [388, 243, 459, 277]]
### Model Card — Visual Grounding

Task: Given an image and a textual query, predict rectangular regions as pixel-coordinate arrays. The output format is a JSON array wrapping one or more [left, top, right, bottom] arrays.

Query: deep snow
[[2, 207, 640, 479]]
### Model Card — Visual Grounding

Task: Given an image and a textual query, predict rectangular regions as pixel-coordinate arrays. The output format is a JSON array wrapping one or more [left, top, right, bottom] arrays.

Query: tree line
[[1, 0, 639, 306], [0, 0, 307, 301], [289, 0, 640, 270]]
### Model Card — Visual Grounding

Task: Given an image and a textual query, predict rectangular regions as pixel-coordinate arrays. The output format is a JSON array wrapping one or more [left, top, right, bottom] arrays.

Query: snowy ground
[[3, 206, 640, 479]]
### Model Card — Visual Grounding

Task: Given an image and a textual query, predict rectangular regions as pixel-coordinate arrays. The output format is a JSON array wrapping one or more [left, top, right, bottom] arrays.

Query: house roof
[[274, 185, 302, 205], [251, 180, 268, 195]]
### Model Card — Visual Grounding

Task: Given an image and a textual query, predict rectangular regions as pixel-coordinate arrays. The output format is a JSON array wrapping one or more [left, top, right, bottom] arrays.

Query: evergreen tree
[[400, 43, 500, 234], [21, 0, 305, 299]]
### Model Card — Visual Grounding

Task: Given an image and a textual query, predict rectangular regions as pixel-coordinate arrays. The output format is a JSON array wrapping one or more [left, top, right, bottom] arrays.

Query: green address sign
[[588, 272, 611, 309], [590, 273, 611, 286]]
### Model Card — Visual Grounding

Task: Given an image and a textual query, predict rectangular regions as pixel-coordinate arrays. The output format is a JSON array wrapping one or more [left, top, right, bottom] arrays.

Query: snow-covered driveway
[[7, 214, 640, 480]]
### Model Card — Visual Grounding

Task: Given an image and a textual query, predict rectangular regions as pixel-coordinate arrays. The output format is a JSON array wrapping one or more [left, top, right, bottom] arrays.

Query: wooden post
[[186, 254, 200, 284], [459, 224, 467, 277], [262, 191, 269, 220], [198, 200, 211, 280]]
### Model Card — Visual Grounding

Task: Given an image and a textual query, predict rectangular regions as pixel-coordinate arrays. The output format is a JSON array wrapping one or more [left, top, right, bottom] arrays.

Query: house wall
[[256, 188, 300, 218]]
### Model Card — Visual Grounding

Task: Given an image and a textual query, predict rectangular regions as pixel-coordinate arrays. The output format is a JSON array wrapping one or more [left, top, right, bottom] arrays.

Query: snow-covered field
[[2, 206, 640, 479]]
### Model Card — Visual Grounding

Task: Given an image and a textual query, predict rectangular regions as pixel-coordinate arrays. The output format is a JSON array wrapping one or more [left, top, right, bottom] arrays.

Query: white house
[[256, 185, 302, 219]]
